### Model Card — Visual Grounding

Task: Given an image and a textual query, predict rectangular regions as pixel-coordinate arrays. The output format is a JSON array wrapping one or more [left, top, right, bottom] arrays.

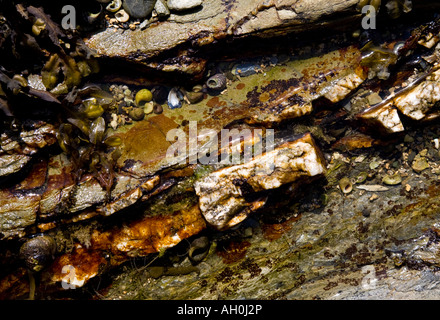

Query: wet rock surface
[[85, 0, 361, 76], [102, 126, 440, 300], [1, 0, 440, 301]]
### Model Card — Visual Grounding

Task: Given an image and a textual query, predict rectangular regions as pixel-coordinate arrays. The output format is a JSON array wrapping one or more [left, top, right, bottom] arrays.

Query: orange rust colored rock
[[217, 241, 251, 264], [262, 215, 301, 242], [46, 205, 206, 287], [236, 83, 245, 90], [206, 96, 227, 108], [47, 247, 107, 287], [332, 133, 376, 151], [15, 159, 48, 190], [0, 268, 29, 300], [93, 205, 206, 255]]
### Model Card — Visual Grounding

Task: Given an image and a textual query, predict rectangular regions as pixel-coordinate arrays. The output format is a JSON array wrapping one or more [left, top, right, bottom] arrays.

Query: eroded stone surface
[[195, 133, 326, 230], [85, 0, 360, 74], [393, 68, 440, 120], [0, 122, 56, 177]]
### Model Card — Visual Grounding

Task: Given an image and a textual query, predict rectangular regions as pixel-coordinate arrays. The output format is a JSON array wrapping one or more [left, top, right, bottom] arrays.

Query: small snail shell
[[115, 9, 130, 23], [128, 107, 145, 121], [153, 103, 163, 114], [106, 0, 122, 12], [188, 236, 210, 263], [84, 103, 104, 119], [206, 73, 227, 91], [184, 91, 204, 104], [135, 89, 153, 107], [339, 177, 353, 194], [19, 235, 56, 273]]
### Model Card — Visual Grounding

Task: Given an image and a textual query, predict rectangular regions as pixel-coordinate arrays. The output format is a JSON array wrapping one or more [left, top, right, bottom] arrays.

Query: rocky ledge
[[1, 0, 440, 300]]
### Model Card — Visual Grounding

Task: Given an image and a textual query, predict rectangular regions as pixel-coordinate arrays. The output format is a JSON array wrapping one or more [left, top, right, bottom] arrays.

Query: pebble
[[404, 134, 414, 143], [167, 0, 203, 11], [123, 0, 156, 19]]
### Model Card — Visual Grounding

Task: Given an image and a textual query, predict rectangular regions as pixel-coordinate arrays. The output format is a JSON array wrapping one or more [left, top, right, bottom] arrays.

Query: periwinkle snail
[[19, 235, 56, 273], [188, 236, 210, 263], [339, 177, 353, 194], [206, 73, 227, 91], [19, 235, 56, 299]]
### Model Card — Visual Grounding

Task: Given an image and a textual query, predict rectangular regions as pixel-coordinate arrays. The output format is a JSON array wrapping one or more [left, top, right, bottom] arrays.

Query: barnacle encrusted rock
[[393, 68, 440, 120], [358, 68, 440, 133], [359, 104, 405, 134], [0, 122, 56, 177], [194, 133, 326, 230], [323, 68, 367, 103]]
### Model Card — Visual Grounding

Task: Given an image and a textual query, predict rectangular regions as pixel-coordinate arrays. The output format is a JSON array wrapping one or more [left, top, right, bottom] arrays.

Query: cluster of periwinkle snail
[[90, 0, 204, 26], [167, 73, 227, 109], [56, 72, 227, 191]]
